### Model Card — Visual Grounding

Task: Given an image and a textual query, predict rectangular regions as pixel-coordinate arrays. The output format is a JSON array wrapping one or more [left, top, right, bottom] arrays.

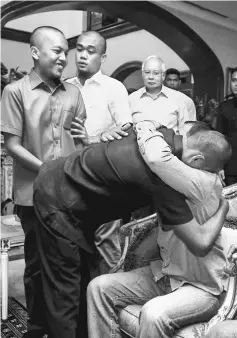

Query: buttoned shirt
[[216, 97, 237, 175], [129, 86, 196, 134], [136, 121, 228, 295], [33, 128, 192, 252], [1, 69, 86, 206], [66, 71, 132, 136]]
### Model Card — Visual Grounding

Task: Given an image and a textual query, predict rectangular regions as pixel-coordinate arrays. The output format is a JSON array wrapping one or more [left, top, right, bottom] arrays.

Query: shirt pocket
[[63, 110, 75, 130]]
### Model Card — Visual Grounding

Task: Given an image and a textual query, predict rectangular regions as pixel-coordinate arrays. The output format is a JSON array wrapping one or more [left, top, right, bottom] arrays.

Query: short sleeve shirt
[[1, 69, 86, 205]]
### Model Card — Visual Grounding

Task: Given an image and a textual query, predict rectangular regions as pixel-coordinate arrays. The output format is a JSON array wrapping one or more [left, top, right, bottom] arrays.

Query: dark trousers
[[16, 206, 47, 336], [34, 213, 92, 338], [225, 175, 237, 186]]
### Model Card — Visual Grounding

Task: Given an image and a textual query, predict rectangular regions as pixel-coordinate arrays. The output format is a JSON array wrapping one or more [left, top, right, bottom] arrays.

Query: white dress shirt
[[129, 85, 196, 134], [67, 71, 132, 136]]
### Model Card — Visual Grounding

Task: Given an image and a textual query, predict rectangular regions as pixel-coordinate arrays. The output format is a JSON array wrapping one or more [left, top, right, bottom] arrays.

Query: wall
[[157, 2, 237, 95], [1, 39, 33, 73]]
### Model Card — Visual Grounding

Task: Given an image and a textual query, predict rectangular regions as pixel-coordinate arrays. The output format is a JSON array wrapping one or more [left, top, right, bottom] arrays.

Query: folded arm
[[173, 198, 229, 257]]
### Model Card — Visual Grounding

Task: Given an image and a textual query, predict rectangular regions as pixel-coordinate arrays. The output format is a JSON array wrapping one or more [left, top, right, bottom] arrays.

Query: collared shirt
[[181, 93, 196, 118], [33, 128, 193, 253], [1, 69, 86, 206], [216, 97, 237, 175], [66, 70, 132, 136], [129, 85, 196, 134], [136, 121, 228, 295]]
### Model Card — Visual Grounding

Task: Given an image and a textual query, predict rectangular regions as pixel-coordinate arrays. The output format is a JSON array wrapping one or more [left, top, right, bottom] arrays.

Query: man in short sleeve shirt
[[1, 26, 86, 338]]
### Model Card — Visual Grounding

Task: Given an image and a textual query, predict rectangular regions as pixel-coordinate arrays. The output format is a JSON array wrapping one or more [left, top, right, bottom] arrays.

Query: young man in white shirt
[[67, 30, 132, 274]]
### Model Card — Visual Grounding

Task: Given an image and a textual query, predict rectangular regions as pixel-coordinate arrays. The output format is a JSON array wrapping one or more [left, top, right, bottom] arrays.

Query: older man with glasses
[[129, 56, 196, 135]]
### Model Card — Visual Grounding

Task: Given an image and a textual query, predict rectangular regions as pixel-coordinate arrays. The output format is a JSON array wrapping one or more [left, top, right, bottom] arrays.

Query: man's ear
[[189, 154, 205, 169], [31, 46, 40, 61], [101, 54, 107, 64]]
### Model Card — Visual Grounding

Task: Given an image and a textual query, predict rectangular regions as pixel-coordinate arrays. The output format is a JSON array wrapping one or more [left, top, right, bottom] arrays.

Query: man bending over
[[33, 123, 230, 338]]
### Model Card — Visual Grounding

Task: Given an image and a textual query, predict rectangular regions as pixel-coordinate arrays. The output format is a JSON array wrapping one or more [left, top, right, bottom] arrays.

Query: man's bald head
[[30, 26, 66, 49], [30, 26, 68, 81], [77, 31, 107, 55], [186, 128, 232, 173]]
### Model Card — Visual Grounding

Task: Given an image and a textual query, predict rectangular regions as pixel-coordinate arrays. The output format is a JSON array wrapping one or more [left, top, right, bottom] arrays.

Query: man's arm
[[176, 98, 193, 134], [187, 98, 197, 122], [216, 105, 228, 136], [4, 133, 42, 174], [70, 87, 89, 148], [173, 197, 229, 257], [1, 85, 43, 174], [110, 81, 133, 128], [135, 120, 207, 202]]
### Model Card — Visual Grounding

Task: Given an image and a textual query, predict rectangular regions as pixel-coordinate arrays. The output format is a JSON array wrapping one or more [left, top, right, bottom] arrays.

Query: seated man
[[33, 123, 230, 338], [87, 120, 232, 338], [205, 242, 237, 338]]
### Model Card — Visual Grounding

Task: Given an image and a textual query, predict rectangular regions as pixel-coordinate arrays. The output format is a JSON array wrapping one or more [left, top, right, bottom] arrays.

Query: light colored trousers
[[87, 265, 221, 338], [94, 219, 122, 274]]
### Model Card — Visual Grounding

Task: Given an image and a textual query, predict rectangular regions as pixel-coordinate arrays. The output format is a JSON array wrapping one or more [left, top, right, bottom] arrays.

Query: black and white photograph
[[1, 1, 237, 338]]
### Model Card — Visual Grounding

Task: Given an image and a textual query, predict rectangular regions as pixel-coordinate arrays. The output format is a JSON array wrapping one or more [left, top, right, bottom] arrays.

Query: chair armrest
[[205, 255, 237, 335], [110, 214, 158, 273]]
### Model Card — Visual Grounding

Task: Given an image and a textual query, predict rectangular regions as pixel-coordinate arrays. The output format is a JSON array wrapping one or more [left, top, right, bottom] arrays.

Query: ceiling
[[2, 1, 237, 38], [190, 1, 237, 22]]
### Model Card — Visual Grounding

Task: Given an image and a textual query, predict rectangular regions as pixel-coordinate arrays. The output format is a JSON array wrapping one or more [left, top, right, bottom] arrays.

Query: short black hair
[[166, 68, 180, 79], [231, 67, 237, 76], [30, 26, 65, 47], [185, 121, 212, 137]]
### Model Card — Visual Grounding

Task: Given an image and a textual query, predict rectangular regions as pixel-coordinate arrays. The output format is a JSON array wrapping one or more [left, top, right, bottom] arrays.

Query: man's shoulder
[[100, 74, 126, 89], [219, 97, 236, 109], [3, 75, 29, 95], [197, 170, 222, 195], [129, 87, 145, 100], [63, 79, 82, 94]]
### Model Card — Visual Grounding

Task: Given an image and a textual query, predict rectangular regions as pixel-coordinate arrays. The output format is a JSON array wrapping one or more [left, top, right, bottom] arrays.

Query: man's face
[[230, 71, 237, 96], [165, 74, 181, 90], [75, 34, 105, 76], [37, 32, 68, 80], [142, 58, 165, 91]]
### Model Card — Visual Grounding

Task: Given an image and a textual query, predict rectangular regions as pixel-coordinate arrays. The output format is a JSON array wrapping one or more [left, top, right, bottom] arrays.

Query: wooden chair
[[113, 183, 237, 338], [1, 215, 24, 320]]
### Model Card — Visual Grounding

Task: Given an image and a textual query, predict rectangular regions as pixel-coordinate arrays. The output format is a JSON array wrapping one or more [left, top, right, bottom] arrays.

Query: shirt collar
[[75, 70, 103, 87], [89, 70, 103, 84], [29, 69, 66, 91], [140, 85, 169, 100]]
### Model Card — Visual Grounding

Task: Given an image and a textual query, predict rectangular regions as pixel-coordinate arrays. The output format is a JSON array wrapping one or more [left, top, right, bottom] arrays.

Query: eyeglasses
[[142, 70, 163, 77]]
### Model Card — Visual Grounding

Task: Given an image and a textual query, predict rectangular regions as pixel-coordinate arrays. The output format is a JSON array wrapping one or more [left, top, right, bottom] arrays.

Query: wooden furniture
[[1, 215, 24, 320]]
